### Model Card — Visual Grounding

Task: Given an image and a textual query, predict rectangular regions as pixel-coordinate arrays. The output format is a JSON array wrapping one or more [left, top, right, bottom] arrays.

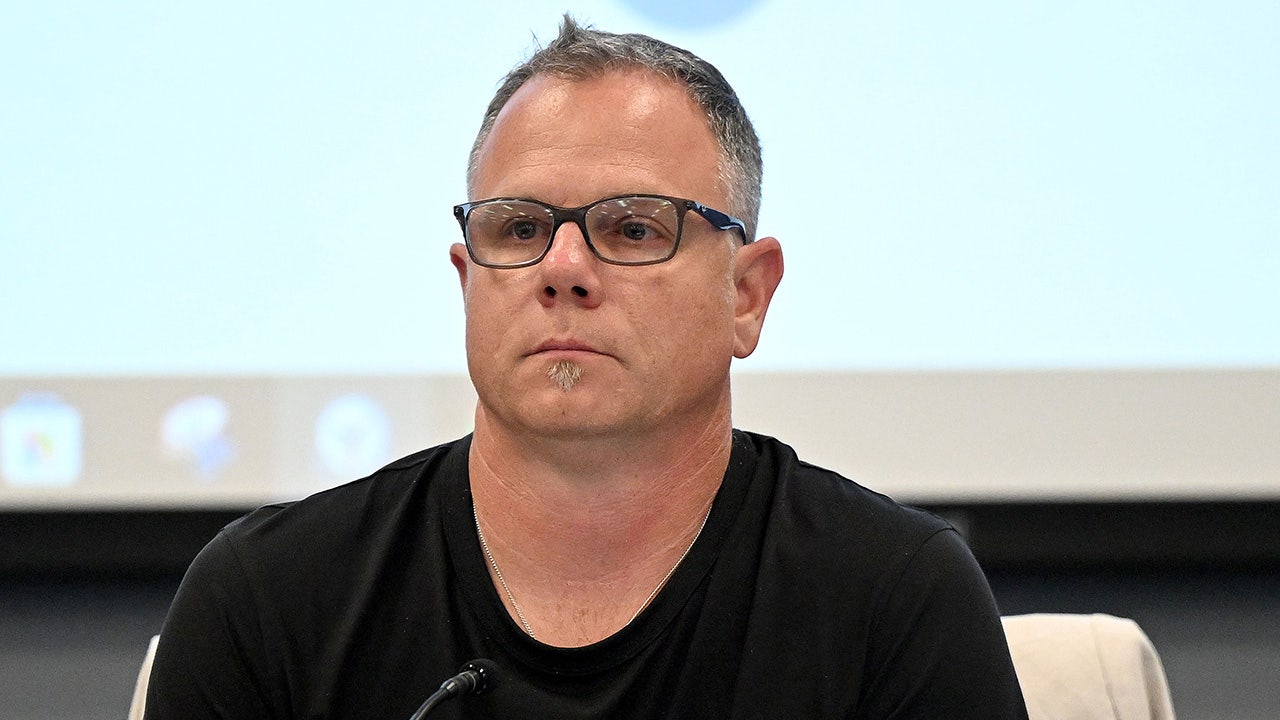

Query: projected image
[[618, 0, 762, 26], [4, 2, 1274, 378]]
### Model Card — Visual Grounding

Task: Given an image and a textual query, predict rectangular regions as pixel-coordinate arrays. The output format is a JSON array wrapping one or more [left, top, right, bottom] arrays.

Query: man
[[146, 17, 1028, 719]]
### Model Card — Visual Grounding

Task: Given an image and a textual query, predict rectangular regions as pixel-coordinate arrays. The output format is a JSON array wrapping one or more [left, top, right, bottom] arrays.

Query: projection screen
[[2, 1, 1276, 508]]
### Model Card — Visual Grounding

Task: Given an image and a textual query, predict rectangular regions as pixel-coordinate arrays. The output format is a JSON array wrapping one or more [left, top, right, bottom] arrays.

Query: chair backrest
[[1002, 613, 1176, 720], [128, 634, 160, 720]]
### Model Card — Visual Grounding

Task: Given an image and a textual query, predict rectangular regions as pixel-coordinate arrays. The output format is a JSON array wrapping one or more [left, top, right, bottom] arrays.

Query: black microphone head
[[459, 658, 499, 696]]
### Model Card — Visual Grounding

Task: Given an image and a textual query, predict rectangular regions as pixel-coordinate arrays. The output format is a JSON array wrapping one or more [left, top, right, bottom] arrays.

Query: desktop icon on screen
[[1, 394, 84, 487], [314, 393, 391, 479], [160, 395, 235, 479]]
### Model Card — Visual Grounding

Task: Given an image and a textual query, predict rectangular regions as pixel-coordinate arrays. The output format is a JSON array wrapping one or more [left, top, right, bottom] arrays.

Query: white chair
[[1002, 613, 1176, 720], [128, 634, 160, 720], [130, 614, 1177, 719]]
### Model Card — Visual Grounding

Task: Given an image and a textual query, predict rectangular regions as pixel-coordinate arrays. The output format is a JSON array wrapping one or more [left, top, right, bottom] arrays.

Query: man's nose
[[539, 221, 603, 306]]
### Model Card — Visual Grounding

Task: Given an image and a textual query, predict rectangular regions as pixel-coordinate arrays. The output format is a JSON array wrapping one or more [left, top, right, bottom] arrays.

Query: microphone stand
[[407, 660, 498, 720]]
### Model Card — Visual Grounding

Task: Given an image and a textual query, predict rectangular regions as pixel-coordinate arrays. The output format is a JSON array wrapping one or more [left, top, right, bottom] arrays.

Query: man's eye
[[508, 219, 541, 240], [620, 222, 652, 241]]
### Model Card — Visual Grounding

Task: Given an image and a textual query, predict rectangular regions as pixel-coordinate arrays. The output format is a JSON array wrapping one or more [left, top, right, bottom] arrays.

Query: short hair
[[467, 15, 763, 241]]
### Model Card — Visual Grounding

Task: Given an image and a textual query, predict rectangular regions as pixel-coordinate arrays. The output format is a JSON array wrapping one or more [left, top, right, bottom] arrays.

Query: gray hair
[[466, 15, 763, 241]]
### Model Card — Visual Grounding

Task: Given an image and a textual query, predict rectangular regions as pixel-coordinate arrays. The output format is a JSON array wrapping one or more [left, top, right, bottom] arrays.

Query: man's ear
[[449, 243, 470, 296], [732, 237, 784, 358]]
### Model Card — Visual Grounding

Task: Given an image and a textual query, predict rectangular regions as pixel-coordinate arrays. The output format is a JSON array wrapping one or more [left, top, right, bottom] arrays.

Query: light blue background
[[3, 1, 1277, 374]]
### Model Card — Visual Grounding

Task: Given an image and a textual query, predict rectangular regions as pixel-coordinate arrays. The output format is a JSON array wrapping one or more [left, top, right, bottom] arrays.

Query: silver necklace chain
[[472, 503, 710, 640]]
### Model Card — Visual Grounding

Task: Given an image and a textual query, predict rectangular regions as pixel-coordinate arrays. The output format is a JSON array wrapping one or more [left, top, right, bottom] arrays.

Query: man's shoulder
[[743, 430, 949, 535], [217, 437, 468, 559], [738, 430, 956, 577], [737, 431, 986, 639]]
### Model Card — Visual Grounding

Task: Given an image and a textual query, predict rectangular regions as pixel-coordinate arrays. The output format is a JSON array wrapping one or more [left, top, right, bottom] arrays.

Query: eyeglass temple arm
[[690, 202, 752, 244]]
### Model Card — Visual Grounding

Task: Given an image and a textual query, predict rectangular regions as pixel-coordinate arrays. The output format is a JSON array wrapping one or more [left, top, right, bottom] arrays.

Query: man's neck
[[465, 403, 733, 646]]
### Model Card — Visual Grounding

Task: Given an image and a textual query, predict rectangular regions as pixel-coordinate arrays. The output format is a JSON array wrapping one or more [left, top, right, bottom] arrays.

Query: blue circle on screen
[[618, 0, 764, 29]]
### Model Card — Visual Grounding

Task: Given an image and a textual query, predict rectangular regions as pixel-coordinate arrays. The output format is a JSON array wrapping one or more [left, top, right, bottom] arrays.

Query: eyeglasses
[[452, 194, 751, 268]]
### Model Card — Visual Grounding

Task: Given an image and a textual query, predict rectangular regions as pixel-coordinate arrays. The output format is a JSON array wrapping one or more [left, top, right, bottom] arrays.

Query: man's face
[[452, 68, 772, 442]]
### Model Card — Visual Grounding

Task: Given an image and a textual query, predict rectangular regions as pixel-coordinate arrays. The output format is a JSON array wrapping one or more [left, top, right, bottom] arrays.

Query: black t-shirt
[[146, 431, 1028, 719]]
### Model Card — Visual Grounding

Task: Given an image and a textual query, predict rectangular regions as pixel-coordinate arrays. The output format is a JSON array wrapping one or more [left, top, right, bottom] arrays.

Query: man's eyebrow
[[484, 190, 677, 206]]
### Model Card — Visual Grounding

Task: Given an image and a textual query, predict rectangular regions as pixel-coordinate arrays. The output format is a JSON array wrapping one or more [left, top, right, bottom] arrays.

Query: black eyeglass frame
[[452, 194, 752, 269]]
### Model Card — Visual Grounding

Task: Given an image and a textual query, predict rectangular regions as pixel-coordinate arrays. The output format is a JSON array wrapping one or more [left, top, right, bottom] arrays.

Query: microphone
[[406, 659, 500, 720]]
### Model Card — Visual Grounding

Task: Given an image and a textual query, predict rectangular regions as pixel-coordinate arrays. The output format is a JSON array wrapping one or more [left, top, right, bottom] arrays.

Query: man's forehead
[[471, 68, 723, 205], [496, 68, 701, 131]]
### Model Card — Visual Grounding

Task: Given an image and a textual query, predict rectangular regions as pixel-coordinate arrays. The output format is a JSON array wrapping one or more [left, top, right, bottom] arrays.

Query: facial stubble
[[547, 359, 583, 391]]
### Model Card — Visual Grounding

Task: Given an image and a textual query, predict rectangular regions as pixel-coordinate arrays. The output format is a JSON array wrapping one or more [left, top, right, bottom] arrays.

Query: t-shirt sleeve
[[858, 527, 1029, 719], [144, 528, 280, 719]]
